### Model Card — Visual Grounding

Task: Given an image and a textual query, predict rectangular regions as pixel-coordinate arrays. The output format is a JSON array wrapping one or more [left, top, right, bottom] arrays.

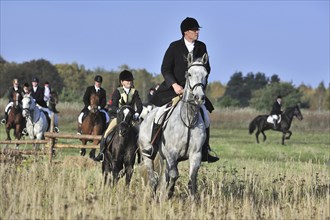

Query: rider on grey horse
[[30, 77, 60, 133], [269, 95, 283, 129], [141, 17, 219, 163]]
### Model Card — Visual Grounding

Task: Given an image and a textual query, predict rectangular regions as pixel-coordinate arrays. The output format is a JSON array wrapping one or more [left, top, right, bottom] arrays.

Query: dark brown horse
[[4, 91, 25, 144], [102, 105, 138, 186], [80, 93, 105, 158], [48, 91, 59, 113]]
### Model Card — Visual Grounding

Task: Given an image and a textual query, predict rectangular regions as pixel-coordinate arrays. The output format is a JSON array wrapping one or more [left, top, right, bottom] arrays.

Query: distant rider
[[269, 95, 282, 129], [77, 75, 109, 134]]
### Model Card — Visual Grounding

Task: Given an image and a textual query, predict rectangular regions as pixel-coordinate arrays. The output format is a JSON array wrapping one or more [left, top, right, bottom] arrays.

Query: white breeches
[[154, 104, 210, 128], [5, 102, 13, 113], [78, 110, 109, 124], [38, 106, 59, 127]]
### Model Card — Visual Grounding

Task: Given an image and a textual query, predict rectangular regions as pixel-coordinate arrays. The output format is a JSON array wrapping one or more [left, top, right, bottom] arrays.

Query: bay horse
[[80, 92, 105, 158], [102, 105, 138, 186], [138, 53, 209, 199], [48, 91, 59, 114], [249, 105, 303, 145], [4, 91, 25, 145], [22, 94, 49, 149]]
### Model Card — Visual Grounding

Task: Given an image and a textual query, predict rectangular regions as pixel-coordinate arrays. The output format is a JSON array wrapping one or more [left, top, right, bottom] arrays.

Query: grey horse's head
[[22, 94, 35, 117], [184, 53, 208, 105]]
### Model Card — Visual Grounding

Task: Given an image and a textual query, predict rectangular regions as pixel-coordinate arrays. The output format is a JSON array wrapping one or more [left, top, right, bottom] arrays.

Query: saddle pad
[[267, 115, 281, 124]]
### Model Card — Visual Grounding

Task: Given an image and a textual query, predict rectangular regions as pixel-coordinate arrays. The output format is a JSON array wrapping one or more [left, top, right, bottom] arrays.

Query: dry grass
[[0, 98, 329, 219], [0, 158, 329, 219]]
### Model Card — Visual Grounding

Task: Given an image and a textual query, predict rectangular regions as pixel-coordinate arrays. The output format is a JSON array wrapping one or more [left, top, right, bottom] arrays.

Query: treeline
[[0, 56, 329, 111]]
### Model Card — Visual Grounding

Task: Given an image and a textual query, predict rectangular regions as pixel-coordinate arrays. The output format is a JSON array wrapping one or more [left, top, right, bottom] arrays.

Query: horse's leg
[[261, 131, 267, 142], [188, 153, 201, 198], [5, 125, 11, 141], [80, 140, 86, 156], [111, 161, 123, 186], [255, 130, 260, 143], [35, 133, 44, 150], [282, 131, 286, 145], [165, 161, 179, 199], [143, 156, 158, 194], [286, 130, 292, 139], [89, 149, 96, 159], [124, 164, 134, 186], [102, 162, 109, 186]]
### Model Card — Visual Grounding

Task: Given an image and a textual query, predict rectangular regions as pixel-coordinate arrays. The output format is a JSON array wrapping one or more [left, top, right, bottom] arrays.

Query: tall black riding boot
[[94, 135, 106, 162], [141, 122, 161, 158], [201, 127, 219, 163]]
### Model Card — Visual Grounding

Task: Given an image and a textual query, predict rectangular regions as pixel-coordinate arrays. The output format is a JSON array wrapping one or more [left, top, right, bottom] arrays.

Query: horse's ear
[[187, 52, 194, 66], [202, 53, 209, 65]]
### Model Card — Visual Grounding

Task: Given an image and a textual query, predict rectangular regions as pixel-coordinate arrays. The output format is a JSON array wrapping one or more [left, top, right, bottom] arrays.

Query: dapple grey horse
[[22, 94, 49, 148], [138, 53, 209, 199]]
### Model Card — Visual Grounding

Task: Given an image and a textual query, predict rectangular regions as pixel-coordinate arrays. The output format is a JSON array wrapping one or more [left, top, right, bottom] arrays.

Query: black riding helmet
[[94, 75, 103, 83], [119, 70, 134, 81], [180, 17, 202, 35], [32, 77, 39, 83]]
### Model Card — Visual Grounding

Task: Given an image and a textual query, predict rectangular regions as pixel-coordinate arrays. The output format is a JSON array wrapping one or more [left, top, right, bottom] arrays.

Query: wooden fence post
[[48, 113, 55, 163]]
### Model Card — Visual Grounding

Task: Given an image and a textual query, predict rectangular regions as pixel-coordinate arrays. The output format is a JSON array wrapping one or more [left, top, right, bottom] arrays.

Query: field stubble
[[0, 100, 329, 219]]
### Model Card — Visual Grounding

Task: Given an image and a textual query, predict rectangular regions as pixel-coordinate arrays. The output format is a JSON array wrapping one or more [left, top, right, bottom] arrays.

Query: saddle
[[151, 95, 181, 144]]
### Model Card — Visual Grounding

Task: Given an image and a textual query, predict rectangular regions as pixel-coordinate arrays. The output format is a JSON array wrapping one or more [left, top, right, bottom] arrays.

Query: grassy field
[[0, 99, 329, 219]]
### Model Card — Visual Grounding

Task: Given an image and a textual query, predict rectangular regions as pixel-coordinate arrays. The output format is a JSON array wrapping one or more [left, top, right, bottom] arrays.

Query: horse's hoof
[[80, 150, 86, 156]]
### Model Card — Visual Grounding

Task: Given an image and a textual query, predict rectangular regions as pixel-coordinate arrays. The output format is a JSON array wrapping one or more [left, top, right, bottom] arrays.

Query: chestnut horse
[[80, 93, 106, 158], [4, 91, 25, 145]]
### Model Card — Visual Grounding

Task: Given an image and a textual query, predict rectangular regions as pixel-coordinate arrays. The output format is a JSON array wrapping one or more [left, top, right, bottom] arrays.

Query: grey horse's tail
[[249, 116, 259, 134]]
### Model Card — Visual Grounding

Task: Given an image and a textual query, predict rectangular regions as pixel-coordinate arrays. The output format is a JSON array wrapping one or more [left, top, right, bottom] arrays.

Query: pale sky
[[1, 1, 329, 88]]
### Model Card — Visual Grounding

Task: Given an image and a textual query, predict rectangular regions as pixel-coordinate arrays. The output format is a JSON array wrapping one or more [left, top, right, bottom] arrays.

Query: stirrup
[[1, 119, 6, 124], [141, 147, 154, 159], [54, 127, 60, 133], [22, 128, 28, 135]]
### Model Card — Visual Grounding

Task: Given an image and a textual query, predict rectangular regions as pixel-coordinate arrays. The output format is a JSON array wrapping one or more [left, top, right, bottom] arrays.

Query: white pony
[[138, 53, 209, 199], [22, 94, 49, 146]]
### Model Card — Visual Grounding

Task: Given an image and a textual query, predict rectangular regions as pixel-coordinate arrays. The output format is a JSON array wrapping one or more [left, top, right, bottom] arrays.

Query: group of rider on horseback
[[76, 17, 219, 163], [1, 17, 283, 165], [1, 77, 60, 136]]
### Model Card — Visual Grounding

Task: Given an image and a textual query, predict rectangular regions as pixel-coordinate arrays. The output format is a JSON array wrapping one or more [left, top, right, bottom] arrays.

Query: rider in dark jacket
[[77, 75, 109, 134], [142, 17, 218, 163], [270, 95, 282, 128], [1, 78, 24, 124]]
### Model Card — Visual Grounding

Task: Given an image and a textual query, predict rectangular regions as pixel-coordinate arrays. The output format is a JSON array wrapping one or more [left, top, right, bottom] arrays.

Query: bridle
[[185, 63, 207, 92], [117, 105, 135, 133], [180, 62, 207, 128]]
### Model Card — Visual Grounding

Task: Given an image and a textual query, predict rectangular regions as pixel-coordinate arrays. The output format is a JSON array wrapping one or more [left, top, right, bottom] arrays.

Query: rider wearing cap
[[94, 70, 143, 162], [1, 78, 24, 125], [77, 75, 109, 134], [30, 77, 60, 132], [141, 17, 219, 163], [270, 95, 283, 129]]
